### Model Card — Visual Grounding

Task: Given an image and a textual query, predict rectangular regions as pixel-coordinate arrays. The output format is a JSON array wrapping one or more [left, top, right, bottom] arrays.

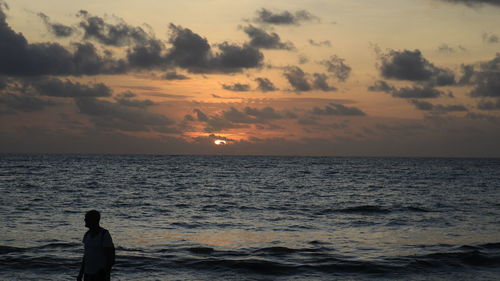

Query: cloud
[[255, 77, 277, 92], [243, 25, 294, 50], [409, 99, 468, 112], [439, 0, 500, 7], [197, 109, 250, 132], [2, 7, 262, 76], [0, 93, 58, 112], [75, 97, 174, 132], [38, 12, 75, 38], [0, 8, 127, 76], [391, 86, 446, 99], [253, 8, 317, 25], [465, 112, 499, 122], [460, 54, 500, 97], [210, 42, 264, 72], [165, 23, 211, 69], [126, 24, 264, 73], [283, 66, 311, 92], [308, 39, 331, 47], [126, 38, 167, 69], [320, 55, 351, 82], [114, 91, 156, 108], [193, 108, 209, 121], [191, 106, 296, 132], [483, 32, 499, 44], [311, 103, 366, 116], [312, 73, 336, 91], [368, 80, 395, 92], [437, 43, 466, 53], [222, 82, 251, 92], [283, 66, 336, 92], [298, 54, 309, 64], [0, 76, 9, 90], [244, 106, 297, 120], [163, 71, 189, 80], [32, 77, 112, 98], [477, 99, 500, 110], [378, 49, 455, 86], [166, 24, 264, 73], [77, 10, 151, 46]]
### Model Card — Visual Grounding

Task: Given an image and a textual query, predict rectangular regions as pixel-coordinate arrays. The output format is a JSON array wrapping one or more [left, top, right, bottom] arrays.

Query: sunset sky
[[1, 0, 500, 156]]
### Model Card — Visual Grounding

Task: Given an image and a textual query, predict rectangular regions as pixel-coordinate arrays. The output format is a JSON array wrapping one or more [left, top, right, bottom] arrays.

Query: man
[[77, 210, 115, 281]]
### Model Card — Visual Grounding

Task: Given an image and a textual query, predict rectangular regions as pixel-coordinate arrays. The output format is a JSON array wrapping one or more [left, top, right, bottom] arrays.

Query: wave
[[317, 205, 431, 215], [2, 243, 500, 276]]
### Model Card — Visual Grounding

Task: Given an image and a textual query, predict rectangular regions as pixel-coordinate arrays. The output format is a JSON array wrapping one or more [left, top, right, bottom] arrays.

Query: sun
[[214, 139, 227, 145]]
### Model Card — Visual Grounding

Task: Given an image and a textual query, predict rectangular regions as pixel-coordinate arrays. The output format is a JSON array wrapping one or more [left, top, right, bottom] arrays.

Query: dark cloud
[[75, 97, 174, 132], [253, 8, 317, 25], [311, 103, 366, 116], [284, 66, 336, 92], [298, 54, 309, 64], [210, 42, 264, 72], [312, 73, 336, 91], [409, 99, 468, 112], [1, 8, 261, 76], [439, 0, 500, 7], [222, 83, 251, 92], [127, 39, 167, 69], [32, 77, 112, 98], [77, 10, 151, 46], [283, 66, 311, 92], [222, 107, 260, 124], [200, 109, 250, 132], [255, 77, 277, 92], [320, 55, 351, 82], [243, 25, 294, 50], [483, 32, 499, 44], [114, 91, 156, 108], [164, 24, 264, 73], [0, 76, 8, 90], [308, 39, 331, 47], [244, 106, 296, 120], [391, 86, 445, 99], [0, 8, 127, 76], [193, 109, 209, 122], [437, 43, 466, 53], [165, 23, 211, 69], [368, 80, 395, 93], [163, 71, 189, 80], [183, 114, 195, 121], [460, 54, 500, 97], [0, 93, 58, 112], [38, 13, 75, 38], [465, 112, 499, 122], [477, 99, 500, 110], [458, 64, 475, 85], [378, 49, 455, 86], [192, 106, 295, 132]]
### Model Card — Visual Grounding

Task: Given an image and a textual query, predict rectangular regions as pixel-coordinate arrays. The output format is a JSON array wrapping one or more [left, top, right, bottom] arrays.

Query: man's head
[[85, 210, 100, 228]]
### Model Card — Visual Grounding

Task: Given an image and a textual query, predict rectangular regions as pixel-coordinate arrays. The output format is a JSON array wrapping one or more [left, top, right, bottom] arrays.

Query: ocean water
[[1, 154, 500, 281]]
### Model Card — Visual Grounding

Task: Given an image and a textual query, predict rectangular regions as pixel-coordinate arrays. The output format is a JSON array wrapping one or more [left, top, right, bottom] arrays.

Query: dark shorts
[[84, 270, 110, 281]]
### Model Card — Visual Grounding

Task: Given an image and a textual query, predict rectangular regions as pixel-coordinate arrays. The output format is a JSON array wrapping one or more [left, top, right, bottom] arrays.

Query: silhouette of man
[[77, 210, 115, 281]]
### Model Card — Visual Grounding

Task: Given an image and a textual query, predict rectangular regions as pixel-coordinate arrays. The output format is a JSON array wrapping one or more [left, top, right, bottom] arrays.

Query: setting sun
[[214, 140, 227, 145]]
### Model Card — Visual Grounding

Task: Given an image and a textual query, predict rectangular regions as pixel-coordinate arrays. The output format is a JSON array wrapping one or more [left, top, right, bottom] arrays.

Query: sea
[[1, 154, 500, 281]]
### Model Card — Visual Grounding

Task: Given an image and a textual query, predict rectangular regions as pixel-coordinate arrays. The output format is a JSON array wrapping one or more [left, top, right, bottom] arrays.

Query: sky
[[1, 0, 500, 157]]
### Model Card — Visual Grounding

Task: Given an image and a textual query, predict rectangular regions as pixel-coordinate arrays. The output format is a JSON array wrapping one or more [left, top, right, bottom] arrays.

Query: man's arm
[[77, 255, 85, 281], [101, 230, 115, 272], [103, 246, 115, 272]]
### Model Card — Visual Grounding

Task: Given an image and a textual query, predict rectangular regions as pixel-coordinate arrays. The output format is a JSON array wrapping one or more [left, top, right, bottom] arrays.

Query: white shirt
[[83, 228, 114, 274]]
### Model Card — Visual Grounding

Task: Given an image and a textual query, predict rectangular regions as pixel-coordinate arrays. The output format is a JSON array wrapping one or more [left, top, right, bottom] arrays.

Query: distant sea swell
[[1, 242, 500, 277]]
